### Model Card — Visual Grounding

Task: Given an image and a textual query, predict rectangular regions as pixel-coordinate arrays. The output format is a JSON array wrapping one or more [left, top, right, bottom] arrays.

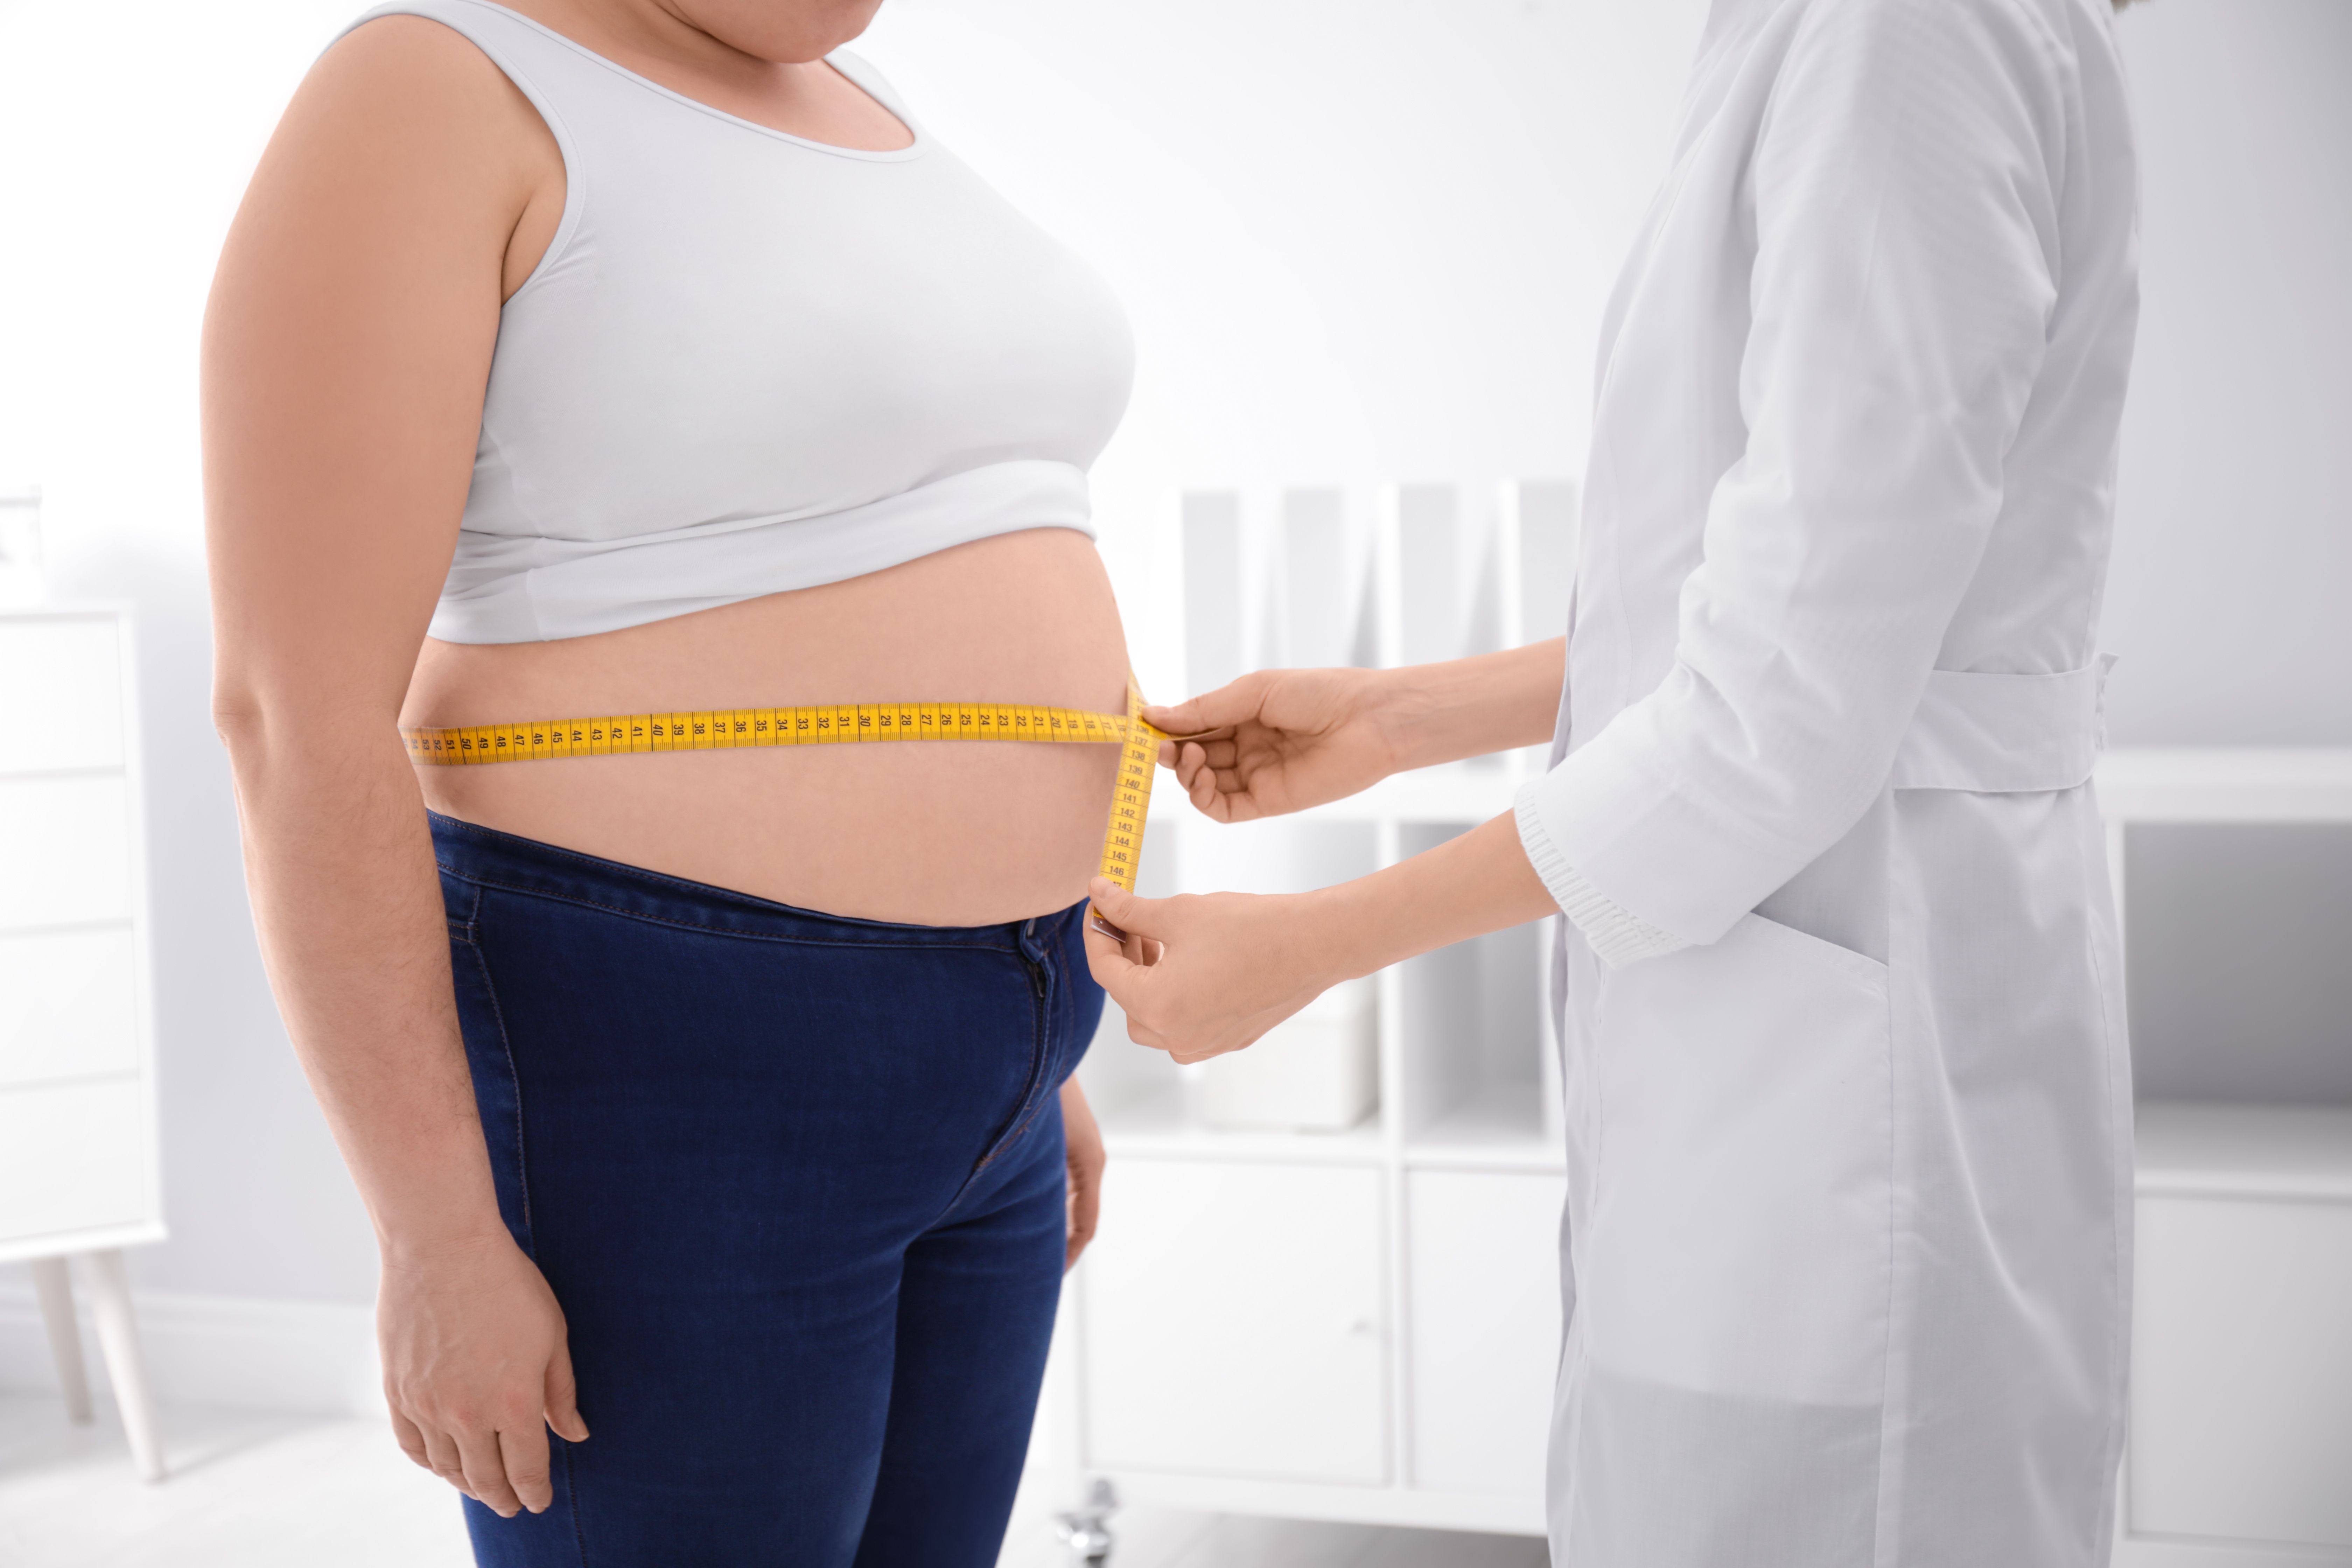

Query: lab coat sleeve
[[1517, 0, 2067, 959]]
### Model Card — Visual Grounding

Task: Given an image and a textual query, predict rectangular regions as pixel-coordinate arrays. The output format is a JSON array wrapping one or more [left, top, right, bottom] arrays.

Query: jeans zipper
[[975, 923, 1055, 1171]]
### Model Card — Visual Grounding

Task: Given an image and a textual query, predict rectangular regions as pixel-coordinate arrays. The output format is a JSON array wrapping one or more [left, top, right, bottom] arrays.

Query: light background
[[0, 0, 2344, 1309]]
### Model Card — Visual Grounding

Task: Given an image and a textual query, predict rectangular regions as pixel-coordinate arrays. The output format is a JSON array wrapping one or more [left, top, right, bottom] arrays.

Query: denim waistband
[[429, 810, 1077, 957]]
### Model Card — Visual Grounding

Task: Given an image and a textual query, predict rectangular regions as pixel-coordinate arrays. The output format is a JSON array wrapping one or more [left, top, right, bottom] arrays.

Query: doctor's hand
[[1083, 877, 1353, 1064], [1146, 667, 1407, 823]]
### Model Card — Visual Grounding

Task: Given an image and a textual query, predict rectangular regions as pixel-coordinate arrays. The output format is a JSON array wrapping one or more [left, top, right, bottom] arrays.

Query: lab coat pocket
[[1559, 914, 1892, 1564], [1583, 911, 1893, 1407]]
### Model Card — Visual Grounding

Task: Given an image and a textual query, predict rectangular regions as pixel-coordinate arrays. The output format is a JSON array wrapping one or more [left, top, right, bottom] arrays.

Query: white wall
[[0, 0, 395, 1306], [0, 0, 2343, 1320], [2104, 0, 2352, 748], [854, 0, 1707, 698], [2102, 0, 2352, 1104]]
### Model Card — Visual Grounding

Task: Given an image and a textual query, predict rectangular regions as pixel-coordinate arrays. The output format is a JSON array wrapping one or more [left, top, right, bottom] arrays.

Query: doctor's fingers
[[1172, 740, 1245, 796], [1084, 922, 1162, 1002], [1181, 736, 1242, 772], [1124, 1014, 1175, 1052], [1143, 672, 1276, 738]]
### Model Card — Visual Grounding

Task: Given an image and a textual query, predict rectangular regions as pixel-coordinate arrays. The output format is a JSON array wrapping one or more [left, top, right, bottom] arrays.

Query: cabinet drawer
[[0, 616, 126, 774], [2130, 1194, 2352, 1550], [0, 776, 134, 930], [1081, 1159, 1388, 1485], [0, 1078, 153, 1245], [0, 926, 140, 1086], [1408, 1170, 1565, 1497]]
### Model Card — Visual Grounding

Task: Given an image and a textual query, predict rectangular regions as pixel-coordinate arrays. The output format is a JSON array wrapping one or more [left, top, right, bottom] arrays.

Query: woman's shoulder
[[313, 9, 554, 150], [254, 8, 564, 295]]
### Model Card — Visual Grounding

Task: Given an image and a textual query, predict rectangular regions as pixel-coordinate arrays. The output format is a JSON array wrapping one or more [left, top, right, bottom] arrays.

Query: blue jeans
[[432, 814, 1100, 1567]]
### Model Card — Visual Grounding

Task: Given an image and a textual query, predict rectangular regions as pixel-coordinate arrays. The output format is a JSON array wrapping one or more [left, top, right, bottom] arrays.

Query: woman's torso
[[359, 0, 1137, 924], [405, 533, 1129, 925]]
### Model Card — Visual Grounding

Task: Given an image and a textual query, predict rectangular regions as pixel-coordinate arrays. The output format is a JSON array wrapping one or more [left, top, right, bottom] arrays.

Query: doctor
[[1086, 0, 2138, 1562]]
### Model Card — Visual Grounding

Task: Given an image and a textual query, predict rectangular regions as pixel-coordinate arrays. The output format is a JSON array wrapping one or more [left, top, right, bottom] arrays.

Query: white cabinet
[[1, 605, 168, 1479], [2121, 1106, 2352, 1564], [2101, 752, 2352, 1568], [0, 926, 142, 1086], [1081, 1160, 1388, 1485]]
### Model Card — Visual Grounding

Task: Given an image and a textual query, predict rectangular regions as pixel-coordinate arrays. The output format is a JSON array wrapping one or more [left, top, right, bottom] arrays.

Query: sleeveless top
[[334, 0, 1135, 643]]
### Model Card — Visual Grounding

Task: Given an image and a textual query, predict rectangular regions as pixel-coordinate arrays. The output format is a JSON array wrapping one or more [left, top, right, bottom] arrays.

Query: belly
[[400, 529, 1131, 926]]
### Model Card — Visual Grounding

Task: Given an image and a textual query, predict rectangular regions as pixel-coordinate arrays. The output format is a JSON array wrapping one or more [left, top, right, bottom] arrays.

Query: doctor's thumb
[[1087, 877, 1167, 938], [1143, 670, 1265, 740]]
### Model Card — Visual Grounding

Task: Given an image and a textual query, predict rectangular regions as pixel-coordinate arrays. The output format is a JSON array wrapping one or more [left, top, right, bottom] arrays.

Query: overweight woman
[[202, 1, 1131, 1561]]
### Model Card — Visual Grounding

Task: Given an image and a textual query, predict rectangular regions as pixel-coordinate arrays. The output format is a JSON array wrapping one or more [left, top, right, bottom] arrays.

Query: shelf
[[2136, 1101, 2352, 1202], [2097, 747, 2352, 824], [1094, 1078, 1388, 1166], [1406, 1084, 1563, 1172]]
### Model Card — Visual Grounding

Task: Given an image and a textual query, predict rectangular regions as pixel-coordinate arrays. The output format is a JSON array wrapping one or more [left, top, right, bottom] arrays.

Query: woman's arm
[[1146, 638, 1563, 822], [204, 19, 576, 1518]]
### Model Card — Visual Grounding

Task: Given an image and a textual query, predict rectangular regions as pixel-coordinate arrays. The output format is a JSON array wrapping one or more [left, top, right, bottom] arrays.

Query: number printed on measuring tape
[[402, 686, 1165, 903]]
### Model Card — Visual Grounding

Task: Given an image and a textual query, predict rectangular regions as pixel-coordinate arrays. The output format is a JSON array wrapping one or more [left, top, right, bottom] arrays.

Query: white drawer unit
[[2119, 1105, 2352, 1567], [1, 604, 168, 1480], [1080, 1160, 1390, 1487]]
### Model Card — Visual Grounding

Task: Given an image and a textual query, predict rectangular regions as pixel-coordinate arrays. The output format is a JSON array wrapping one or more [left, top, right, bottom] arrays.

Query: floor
[[0, 1392, 1547, 1568]]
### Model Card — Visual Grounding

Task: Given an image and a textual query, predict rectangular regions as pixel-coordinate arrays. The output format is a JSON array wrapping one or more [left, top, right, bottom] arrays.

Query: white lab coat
[[1511, 1, 2139, 1563]]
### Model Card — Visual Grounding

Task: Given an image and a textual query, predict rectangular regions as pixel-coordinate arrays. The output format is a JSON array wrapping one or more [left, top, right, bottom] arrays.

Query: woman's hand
[[1146, 667, 1406, 823], [378, 1233, 589, 1518], [1060, 1078, 1105, 1270]]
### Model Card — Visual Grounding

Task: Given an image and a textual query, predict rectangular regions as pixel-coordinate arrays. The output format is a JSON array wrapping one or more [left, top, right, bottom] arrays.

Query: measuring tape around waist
[[400, 685, 1165, 923]]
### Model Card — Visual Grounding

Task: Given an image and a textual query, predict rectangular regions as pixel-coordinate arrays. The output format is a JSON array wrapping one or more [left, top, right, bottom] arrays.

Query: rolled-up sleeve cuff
[[1514, 780, 1690, 969]]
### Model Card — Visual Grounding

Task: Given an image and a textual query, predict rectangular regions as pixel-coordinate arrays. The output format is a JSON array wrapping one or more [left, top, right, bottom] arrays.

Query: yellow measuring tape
[[401, 684, 1164, 926]]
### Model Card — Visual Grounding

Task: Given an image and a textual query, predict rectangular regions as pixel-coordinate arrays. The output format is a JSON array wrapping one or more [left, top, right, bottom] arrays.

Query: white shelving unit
[[1059, 478, 2352, 1553], [0, 603, 169, 1481], [1066, 481, 1574, 1534], [2106, 753, 2352, 1568]]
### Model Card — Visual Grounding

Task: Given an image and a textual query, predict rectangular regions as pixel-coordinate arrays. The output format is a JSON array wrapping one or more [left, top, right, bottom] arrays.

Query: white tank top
[[335, 0, 1135, 644]]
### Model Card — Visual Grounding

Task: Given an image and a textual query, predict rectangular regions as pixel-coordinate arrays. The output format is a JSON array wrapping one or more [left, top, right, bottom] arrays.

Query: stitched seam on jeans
[[561, 1434, 590, 1568], [985, 941, 1058, 1165], [461, 885, 538, 1251], [969, 945, 1054, 1175], [435, 867, 1020, 954]]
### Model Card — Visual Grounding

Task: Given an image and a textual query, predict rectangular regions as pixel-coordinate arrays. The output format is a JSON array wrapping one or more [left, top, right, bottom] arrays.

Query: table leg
[[84, 1249, 166, 1482], [29, 1257, 93, 1424]]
